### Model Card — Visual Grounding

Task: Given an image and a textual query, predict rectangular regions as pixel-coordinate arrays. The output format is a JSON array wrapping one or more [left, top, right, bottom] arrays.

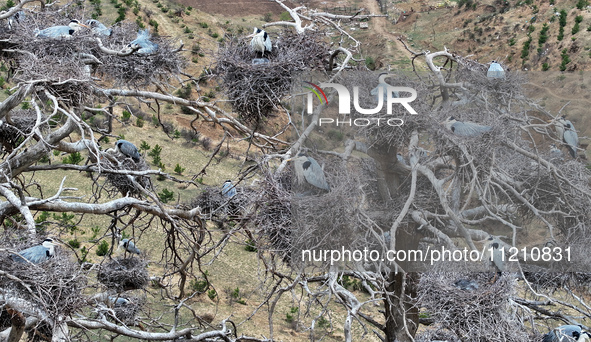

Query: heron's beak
[[245, 33, 256, 38]]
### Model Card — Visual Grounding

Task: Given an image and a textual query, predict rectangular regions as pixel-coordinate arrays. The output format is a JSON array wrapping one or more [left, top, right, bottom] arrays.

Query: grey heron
[[252, 58, 270, 65], [487, 60, 505, 78], [118, 238, 140, 255], [128, 29, 158, 54], [396, 152, 407, 165], [115, 139, 141, 162], [6, 10, 25, 30], [247, 27, 272, 57], [542, 325, 591, 342], [222, 180, 236, 198], [442, 116, 492, 137], [86, 19, 112, 36], [11, 238, 61, 264], [483, 235, 506, 283], [35, 19, 89, 39], [549, 116, 579, 159], [453, 279, 479, 291], [108, 295, 132, 307], [370, 73, 399, 103], [550, 144, 563, 161], [287, 153, 330, 192]]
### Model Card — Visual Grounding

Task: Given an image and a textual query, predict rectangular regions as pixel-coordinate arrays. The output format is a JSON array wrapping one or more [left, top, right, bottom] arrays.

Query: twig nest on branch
[[0, 109, 41, 153], [96, 148, 151, 197], [0, 246, 86, 319], [216, 31, 330, 125], [418, 272, 529, 341], [97, 257, 149, 291]]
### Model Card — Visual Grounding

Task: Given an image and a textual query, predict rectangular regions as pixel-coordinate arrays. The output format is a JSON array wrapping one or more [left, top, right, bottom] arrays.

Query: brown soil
[[182, 0, 294, 16]]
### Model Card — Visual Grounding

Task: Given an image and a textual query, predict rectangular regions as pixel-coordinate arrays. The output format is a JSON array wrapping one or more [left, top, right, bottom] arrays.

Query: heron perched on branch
[[247, 27, 272, 57], [128, 29, 158, 54], [35, 19, 89, 39], [487, 60, 505, 78], [442, 116, 492, 137], [287, 153, 330, 192], [550, 116, 579, 159], [115, 140, 141, 162], [86, 19, 112, 36], [11, 238, 61, 264], [542, 325, 591, 342]]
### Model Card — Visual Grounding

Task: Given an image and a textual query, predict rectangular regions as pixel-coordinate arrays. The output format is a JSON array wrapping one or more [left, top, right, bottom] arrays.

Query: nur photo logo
[[301, 75, 419, 127]]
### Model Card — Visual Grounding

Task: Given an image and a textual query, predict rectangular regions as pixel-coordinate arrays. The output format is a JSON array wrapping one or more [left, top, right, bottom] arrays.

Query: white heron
[[35, 19, 89, 39], [442, 116, 492, 137], [11, 238, 61, 264], [115, 140, 141, 162], [128, 29, 158, 54], [487, 60, 505, 78], [287, 153, 330, 192], [542, 325, 590, 342], [86, 19, 112, 36], [247, 27, 272, 56]]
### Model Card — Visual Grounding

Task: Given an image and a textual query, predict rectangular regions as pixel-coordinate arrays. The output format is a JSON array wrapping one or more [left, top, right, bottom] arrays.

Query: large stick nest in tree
[[0, 109, 43, 154], [418, 272, 530, 341], [97, 257, 149, 292], [93, 149, 151, 198], [0, 243, 86, 320], [251, 156, 381, 266], [216, 31, 330, 125], [0, 12, 184, 103]]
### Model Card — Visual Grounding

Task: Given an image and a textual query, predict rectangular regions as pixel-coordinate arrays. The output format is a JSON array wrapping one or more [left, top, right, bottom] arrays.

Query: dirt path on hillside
[[361, 0, 412, 67]]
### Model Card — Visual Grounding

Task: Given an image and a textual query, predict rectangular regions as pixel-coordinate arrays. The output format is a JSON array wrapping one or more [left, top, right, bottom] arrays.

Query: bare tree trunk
[[383, 227, 420, 342], [6, 308, 25, 342]]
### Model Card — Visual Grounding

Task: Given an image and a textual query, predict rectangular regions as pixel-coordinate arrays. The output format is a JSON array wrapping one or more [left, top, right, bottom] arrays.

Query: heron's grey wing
[[126, 240, 141, 254], [491, 248, 505, 272], [263, 36, 272, 52], [302, 157, 330, 191], [17, 245, 49, 264], [451, 122, 492, 137], [487, 63, 505, 78], [563, 130, 578, 158], [37, 26, 70, 38], [222, 183, 236, 197], [541, 331, 556, 342]]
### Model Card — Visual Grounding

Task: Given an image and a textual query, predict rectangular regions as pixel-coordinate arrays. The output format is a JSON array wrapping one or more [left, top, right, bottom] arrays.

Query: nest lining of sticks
[[216, 31, 330, 125], [95, 149, 151, 197], [97, 257, 149, 292], [0, 247, 86, 319], [0, 109, 41, 154], [418, 272, 529, 341], [1, 13, 184, 99]]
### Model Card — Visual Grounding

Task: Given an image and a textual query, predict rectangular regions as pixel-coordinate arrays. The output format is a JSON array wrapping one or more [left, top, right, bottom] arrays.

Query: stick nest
[[0, 244, 86, 320], [216, 31, 330, 125], [1, 13, 184, 105], [418, 272, 529, 341], [97, 257, 149, 291], [96, 149, 151, 197], [0, 109, 42, 153]]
